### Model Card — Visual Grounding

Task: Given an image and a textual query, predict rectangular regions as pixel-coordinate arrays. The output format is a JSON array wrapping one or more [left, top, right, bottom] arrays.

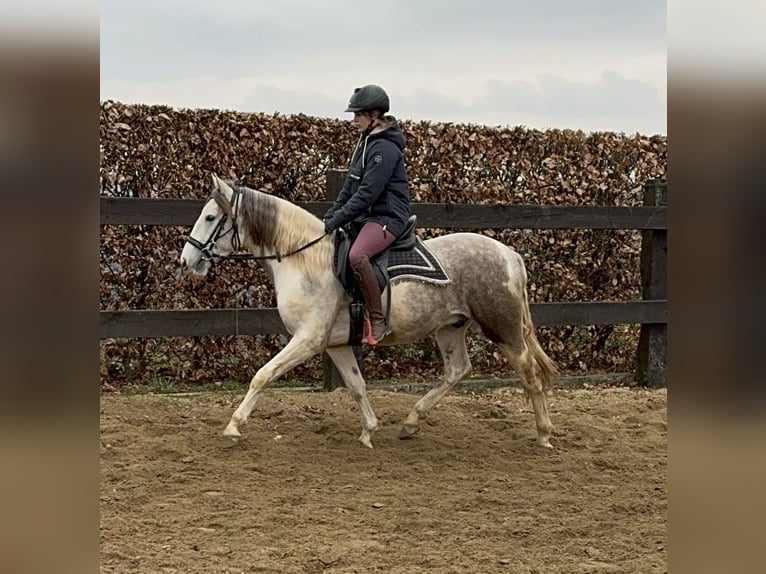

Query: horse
[[180, 174, 558, 449]]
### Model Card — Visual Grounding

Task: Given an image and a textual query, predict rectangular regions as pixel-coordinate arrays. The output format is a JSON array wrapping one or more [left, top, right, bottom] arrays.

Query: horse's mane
[[212, 183, 333, 275]]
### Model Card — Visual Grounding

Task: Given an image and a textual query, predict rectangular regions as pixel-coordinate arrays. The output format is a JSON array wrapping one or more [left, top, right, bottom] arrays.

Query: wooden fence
[[99, 171, 667, 387]]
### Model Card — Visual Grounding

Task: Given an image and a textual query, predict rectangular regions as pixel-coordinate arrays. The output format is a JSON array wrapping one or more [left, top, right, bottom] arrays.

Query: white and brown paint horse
[[180, 174, 558, 448]]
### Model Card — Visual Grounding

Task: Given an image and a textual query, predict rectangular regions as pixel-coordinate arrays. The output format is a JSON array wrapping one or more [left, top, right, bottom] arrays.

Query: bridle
[[184, 185, 326, 263], [185, 186, 242, 262]]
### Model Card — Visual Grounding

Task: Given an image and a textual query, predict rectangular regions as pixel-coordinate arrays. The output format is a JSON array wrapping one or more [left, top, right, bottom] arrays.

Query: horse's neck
[[239, 188, 330, 271], [272, 195, 324, 243], [234, 188, 305, 249]]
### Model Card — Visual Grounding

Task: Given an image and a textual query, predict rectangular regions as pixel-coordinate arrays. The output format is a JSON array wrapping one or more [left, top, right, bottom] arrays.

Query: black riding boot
[[354, 258, 388, 345]]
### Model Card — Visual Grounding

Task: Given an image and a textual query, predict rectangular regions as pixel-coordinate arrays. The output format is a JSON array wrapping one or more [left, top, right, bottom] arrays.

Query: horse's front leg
[[325, 346, 379, 448], [223, 334, 322, 443]]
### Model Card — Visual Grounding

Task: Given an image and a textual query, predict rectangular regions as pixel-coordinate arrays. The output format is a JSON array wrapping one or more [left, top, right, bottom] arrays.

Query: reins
[[228, 233, 327, 263]]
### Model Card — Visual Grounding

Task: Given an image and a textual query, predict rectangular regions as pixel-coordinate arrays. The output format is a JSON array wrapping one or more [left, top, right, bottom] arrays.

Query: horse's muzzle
[[179, 255, 210, 278]]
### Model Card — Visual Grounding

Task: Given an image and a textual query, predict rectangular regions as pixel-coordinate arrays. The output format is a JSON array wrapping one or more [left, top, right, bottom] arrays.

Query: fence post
[[322, 169, 364, 390], [636, 178, 667, 387]]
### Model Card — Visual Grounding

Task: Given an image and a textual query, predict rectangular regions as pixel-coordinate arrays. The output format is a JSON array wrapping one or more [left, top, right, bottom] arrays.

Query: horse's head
[[180, 174, 242, 276]]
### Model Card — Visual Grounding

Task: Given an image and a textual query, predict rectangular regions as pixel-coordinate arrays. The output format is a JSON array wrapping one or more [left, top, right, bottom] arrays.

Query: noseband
[[185, 187, 242, 262]]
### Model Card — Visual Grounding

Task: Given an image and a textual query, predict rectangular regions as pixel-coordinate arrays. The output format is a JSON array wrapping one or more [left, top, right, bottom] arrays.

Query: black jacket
[[323, 118, 411, 238]]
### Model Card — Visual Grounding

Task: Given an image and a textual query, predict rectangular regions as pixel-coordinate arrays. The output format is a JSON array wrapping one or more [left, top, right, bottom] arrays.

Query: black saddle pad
[[385, 238, 451, 284], [333, 228, 450, 297]]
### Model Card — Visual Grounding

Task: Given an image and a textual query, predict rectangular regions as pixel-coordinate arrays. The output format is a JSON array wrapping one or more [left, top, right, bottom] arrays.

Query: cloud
[[399, 89, 469, 120], [478, 70, 663, 118], [240, 84, 340, 117], [101, 71, 665, 135], [100, 0, 665, 82], [99, 0, 667, 134]]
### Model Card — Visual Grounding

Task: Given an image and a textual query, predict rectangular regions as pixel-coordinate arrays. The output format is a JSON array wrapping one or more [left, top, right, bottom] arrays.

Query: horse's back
[[423, 232, 526, 283]]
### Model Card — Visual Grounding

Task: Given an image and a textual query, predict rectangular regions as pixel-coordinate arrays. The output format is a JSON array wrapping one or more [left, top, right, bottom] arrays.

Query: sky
[[100, 0, 667, 136]]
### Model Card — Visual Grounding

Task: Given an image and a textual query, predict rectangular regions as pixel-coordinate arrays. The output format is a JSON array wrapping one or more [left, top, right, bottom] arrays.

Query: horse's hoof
[[221, 423, 242, 448], [537, 435, 554, 449], [223, 421, 241, 437], [399, 423, 419, 439], [219, 436, 240, 449], [359, 434, 374, 449]]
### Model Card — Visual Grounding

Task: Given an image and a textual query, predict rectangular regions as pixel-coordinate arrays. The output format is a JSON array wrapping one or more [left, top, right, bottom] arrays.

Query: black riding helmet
[[344, 84, 390, 115]]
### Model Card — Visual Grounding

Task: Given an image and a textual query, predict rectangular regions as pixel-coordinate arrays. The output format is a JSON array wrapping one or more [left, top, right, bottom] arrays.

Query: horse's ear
[[210, 174, 234, 199]]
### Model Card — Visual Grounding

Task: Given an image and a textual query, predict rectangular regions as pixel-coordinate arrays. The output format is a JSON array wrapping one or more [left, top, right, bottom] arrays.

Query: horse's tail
[[520, 285, 559, 392]]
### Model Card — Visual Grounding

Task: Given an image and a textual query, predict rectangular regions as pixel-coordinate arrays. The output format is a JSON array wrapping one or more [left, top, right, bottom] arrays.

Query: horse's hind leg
[[325, 346, 380, 448], [496, 341, 554, 448], [400, 324, 471, 439], [223, 334, 321, 443]]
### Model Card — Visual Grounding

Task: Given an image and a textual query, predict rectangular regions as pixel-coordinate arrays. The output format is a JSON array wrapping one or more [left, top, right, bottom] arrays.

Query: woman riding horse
[[322, 84, 411, 346]]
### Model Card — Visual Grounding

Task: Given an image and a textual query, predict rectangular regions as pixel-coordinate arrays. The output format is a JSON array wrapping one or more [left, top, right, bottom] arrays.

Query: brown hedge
[[99, 101, 666, 390]]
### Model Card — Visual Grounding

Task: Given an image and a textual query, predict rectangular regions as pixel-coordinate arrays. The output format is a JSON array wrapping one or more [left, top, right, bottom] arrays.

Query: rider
[[323, 84, 411, 345]]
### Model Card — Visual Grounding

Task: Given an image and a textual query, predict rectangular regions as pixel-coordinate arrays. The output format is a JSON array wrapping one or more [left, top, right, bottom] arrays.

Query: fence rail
[[100, 300, 667, 339], [100, 197, 666, 230], [99, 172, 667, 387]]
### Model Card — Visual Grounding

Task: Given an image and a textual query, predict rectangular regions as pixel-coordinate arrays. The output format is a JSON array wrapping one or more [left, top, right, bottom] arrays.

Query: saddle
[[332, 215, 450, 345], [333, 216, 417, 294]]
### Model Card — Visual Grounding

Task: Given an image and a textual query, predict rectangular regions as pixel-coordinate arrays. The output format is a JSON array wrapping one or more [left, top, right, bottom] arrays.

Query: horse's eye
[[205, 214, 216, 222]]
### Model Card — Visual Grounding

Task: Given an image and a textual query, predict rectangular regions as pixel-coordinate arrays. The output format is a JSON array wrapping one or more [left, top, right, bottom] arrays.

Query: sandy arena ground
[[100, 385, 666, 574]]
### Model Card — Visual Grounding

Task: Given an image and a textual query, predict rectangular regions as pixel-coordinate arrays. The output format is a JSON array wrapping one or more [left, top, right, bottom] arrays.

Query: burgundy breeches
[[348, 222, 397, 272]]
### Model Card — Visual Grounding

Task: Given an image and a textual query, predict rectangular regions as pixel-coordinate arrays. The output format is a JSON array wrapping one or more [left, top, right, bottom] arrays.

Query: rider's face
[[352, 111, 374, 132]]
